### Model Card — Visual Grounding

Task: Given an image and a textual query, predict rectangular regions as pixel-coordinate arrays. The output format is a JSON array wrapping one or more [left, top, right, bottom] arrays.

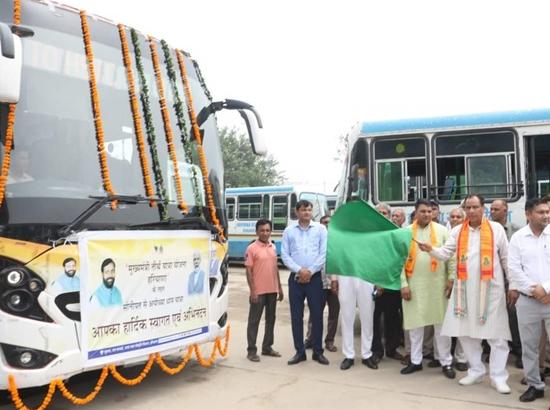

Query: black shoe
[[312, 352, 329, 365], [386, 351, 404, 361], [400, 363, 423, 375], [304, 339, 312, 349], [287, 352, 307, 365], [519, 386, 544, 402], [362, 357, 379, 369], [372, 352, 383, 363], [247, 353, 260, 362], [428, 359, 441, 368], [514, 355, 523, 369], [442, 365, 456, 379], [454, 362, 468, 372], [261, 349, 281, 357], [340, 358, 354, 370]]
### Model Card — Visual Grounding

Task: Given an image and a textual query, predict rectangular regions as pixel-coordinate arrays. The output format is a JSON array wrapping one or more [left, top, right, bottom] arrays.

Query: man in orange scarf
[[400, 199, 455, 379], [418, 194, 511, 394]]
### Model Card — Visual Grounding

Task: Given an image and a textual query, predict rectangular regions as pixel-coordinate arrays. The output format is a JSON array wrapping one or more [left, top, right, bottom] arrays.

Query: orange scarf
[[404, 221, 438, 277], [456, 218, 494, 281]]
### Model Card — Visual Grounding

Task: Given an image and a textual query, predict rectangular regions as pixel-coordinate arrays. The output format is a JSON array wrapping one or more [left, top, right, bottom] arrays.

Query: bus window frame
[[225, 196, 235, 220], [431, 127, 521, 204], [370, 134, 429, 206], [236, 194, 263, 220]]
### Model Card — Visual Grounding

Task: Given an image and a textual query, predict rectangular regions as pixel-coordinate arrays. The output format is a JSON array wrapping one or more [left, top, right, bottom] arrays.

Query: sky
[[63, 0, 550, 193]]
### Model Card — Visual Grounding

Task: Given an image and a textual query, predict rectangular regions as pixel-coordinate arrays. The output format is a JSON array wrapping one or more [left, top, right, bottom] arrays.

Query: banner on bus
[[78, 230, 210, 366]]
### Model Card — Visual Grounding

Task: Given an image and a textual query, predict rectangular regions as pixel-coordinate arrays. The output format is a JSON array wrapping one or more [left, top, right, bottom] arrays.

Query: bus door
[[525, 134, 550, 197]]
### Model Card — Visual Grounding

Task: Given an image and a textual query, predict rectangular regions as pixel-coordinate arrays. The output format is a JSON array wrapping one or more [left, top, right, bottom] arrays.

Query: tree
[[220, 127, 285, 188]]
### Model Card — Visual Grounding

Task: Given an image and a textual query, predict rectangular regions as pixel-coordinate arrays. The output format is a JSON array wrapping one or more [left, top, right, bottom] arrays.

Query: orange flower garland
[[80, 11, 117, 209], [175, 50, 224, 239], [0, 0, 21, 206], [118, 24, 155, 207], [108, 354, 155, 386], [7, 325, 230, 409], [0, 105, 16, 206], [56, 367, 109, 405], [148, 37, 188, 214]]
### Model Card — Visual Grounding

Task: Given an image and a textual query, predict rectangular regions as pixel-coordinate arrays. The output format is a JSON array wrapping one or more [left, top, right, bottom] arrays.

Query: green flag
[[326, 200, 412, 291]]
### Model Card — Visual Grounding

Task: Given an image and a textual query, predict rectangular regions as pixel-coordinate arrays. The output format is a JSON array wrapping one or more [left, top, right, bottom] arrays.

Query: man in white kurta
[[419, 195, 511, 394]]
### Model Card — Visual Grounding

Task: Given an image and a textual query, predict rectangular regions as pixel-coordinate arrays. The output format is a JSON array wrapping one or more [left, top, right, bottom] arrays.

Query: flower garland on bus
[[148, 36, 188, 214], [160, 40, 202, 211], [118, 24, 156, 207], [0, 0, 21, 206], [130, 28, 168, 220], [176, 50, 224, 239], [7, 325, 230, 409], [192, 60, 213, 103], [80, 11, 117, 209]]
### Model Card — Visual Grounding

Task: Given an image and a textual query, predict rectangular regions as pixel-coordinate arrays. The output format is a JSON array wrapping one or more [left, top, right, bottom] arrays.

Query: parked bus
[[225, 186, 329, 260], [337, 109, 550, 225], [0, 0, 264, 390]]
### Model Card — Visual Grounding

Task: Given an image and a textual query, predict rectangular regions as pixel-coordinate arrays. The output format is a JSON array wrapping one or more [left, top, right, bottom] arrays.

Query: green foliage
[[220, 127, 285, 187]]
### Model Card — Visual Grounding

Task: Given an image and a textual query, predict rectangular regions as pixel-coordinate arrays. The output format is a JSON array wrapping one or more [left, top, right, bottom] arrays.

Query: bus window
[[435, 131, 516, 200], [262, 194, 270, 219], [525, 134, 550, 198], [272, 195, 288, 231], [348, 139, 368, 201], [374, 137, 426, 203], [290, 193, 297, 219], [226, 197, 235, 220], [237, 195, 262, 220]]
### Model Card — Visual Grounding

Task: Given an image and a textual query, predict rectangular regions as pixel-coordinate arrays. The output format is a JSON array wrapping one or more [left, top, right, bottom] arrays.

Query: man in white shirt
[[508, 198, 550, 403]]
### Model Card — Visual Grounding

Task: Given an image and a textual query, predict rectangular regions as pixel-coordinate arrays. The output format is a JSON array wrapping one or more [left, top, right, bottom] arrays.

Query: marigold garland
[[118, 24, 156, 207], [0, 0, 22, 207], [130, 28, 168, 220], [148, 37, 188, 214], [176, 50, 224, 239], [7, 325, 230, 409], [80, 11, 117, 209], [160, 40, 202, 212]]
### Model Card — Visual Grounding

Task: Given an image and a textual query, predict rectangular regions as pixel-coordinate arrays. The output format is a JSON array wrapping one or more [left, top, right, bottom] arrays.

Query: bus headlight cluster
[[0, 266, 51, 322]]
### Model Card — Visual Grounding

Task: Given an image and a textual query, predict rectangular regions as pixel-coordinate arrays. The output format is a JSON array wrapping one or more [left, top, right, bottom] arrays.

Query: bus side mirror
[[0, 23, 23, 104], [197, 99, 266, 156]]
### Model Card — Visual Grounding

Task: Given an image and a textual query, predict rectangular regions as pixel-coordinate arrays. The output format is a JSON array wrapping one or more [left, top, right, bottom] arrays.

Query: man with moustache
[[51, 257, 80, 293], [91, 258, 123, 308]]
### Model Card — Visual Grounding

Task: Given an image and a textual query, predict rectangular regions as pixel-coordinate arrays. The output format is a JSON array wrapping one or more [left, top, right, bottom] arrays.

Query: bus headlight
[[6, 270, 23, 286], [5, 289, 33, 312]]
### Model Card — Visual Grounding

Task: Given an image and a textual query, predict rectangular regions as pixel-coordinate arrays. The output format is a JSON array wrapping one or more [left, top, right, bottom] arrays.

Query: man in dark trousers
[[245, 219, 284, 362], [282, 200, 329, 365]]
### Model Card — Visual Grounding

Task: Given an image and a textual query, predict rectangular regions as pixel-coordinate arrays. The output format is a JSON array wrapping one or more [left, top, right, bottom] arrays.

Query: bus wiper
[[57, 194, 153, 237], [130, 216, 215, 233]]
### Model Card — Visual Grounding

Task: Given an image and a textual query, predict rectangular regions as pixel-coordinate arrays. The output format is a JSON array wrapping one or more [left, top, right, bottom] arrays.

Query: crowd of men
[[243, 194, 550, 404]]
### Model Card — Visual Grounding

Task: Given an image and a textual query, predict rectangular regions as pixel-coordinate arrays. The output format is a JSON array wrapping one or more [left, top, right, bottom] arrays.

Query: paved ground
[[2, 266, 549, 410]]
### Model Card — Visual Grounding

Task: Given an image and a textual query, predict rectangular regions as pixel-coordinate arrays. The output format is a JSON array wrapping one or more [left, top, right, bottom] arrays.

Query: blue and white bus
[[225, 186, 329, 260], [337, 109, 550, 225]]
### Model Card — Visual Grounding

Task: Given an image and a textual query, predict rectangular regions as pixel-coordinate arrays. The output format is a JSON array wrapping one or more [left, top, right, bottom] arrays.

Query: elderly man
[[508, 198, 550, 402], [418, 194, 511, 394], [400, 199, 455, 379], [392, 208, 406, 227], [371, 203, 403, 362]]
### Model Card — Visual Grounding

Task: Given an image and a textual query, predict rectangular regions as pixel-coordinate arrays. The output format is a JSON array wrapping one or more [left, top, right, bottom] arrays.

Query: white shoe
[[491, 381, 511, 394], [458, 374, 484, 386]]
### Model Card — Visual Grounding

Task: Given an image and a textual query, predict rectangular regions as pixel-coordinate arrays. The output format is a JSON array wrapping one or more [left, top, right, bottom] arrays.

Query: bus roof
[[225, 185, 296, 195], [360, 108, 550, 136]]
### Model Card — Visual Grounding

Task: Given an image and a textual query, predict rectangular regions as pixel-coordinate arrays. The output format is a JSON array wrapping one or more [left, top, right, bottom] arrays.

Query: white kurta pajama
[[430, 220, 511, 384]]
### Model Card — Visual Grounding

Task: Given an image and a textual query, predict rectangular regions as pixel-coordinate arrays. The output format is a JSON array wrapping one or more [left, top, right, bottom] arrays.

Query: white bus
[[337, 109, 550, 225], [0, 0, 264, 390], [225, 186, 329, 259]]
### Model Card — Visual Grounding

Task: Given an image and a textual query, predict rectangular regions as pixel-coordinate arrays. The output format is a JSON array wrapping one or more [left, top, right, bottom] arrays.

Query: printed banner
[[79, 230, 210, 366]]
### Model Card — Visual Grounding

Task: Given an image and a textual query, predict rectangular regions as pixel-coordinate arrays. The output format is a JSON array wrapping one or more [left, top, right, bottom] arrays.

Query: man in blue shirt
[[91, 258, 123, 308], [282, 200, 329, 365], [51, 257, 80, 294]]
